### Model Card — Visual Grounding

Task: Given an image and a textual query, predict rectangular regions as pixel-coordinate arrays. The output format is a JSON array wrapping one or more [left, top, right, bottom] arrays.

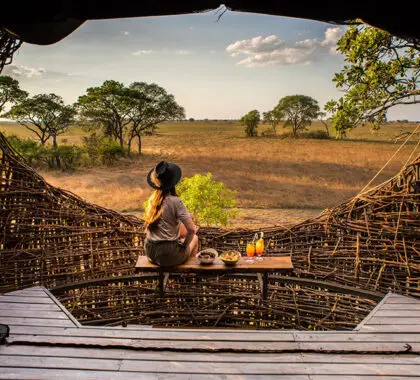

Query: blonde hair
[[143, 171, 176, 231], [143, 189, 165, 231]]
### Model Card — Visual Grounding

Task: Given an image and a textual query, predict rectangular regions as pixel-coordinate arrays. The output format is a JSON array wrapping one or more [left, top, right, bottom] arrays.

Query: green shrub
[[39, 145, 83, 171], [6, 135, 42, 165], [99, 139, 125, 165], [82, 133, 125, 166], [177, 173, 237, 227]]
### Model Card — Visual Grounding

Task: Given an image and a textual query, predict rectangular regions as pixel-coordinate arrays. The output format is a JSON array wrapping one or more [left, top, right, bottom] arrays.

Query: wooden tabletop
[[135, 255, 293, 273]]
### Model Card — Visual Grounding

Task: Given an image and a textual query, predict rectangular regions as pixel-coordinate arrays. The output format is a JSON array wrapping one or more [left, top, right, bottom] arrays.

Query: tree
[[240, 110, 260, 137], [126, 82, 185, 155], [274, 95, 320, 137], [318, 111, 331, 137], [325, 24, 420, 138], [0, 75, 28, 113], [262, 109, 283, 134], [76, 80, 133, 148], [4, 93, 76, 147], [176, 173, 237, 227]]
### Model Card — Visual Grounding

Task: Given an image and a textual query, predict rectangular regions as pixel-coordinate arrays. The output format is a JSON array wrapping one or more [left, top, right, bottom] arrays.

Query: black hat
[[147, 161, 182, 191]]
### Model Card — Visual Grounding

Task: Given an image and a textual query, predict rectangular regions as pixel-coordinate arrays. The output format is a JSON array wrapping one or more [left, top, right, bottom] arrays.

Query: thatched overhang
[[1, 1, 420, 46]]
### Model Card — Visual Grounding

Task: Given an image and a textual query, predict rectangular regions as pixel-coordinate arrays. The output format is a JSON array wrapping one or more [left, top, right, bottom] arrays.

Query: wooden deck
[[1, 287, 420, 379]]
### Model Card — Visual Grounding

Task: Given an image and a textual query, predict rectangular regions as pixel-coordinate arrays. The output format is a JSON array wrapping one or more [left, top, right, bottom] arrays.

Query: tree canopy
[[262, 108, 283, 134], [325, 24, 420, 138], [0, 75, 28, 113], [240, 110, 260, 137], [275, 95, 320, 137], [4, 93, 76, 146], [76, 80, 133, 148], [127, 82, 185, 154]]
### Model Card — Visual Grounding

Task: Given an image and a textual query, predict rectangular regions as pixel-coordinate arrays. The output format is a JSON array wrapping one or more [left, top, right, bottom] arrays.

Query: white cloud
[[189, 26, 195, 30], [175, 50, 192, 55], [132, 49, 193, 56], [226, 35, 286, 56], [132, 49, 155, 56], [320, 27, 345, 47], [226, 27, 346, 68], [122, 31, 130, 36], [5, 65, 46, 78]]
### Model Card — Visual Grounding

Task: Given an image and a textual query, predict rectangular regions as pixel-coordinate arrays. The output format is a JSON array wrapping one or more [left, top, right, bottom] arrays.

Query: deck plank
[[1, 355, 420, 375], [2, 288, 420, 378], [0, 368, 310, 380], [0, 295, 53, 304], [0, 310, 70, 319], [0, 317, 76, 328], [8, 325, 420, 343], [0, 302, 61, 311], [2, 346, 420, 364]]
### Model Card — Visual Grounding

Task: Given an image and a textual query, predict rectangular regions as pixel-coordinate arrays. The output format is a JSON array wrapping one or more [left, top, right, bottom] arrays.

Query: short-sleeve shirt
[[146, 195, 191, 242]]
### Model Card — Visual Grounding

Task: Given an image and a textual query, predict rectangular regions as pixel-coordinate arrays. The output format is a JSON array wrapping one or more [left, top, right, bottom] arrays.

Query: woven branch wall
[[1, 132, 419, 329]]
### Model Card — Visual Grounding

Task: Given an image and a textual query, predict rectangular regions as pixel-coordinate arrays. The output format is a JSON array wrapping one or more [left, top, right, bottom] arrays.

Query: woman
[[143, 161, 199, 266]]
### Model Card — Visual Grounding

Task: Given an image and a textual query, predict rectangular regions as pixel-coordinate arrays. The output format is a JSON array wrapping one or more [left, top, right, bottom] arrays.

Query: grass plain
[[1, 120, 419, 228]]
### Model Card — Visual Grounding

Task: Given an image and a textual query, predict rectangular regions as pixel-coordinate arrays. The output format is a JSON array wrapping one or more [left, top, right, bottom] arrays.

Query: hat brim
[[146, 163, 182, 191]]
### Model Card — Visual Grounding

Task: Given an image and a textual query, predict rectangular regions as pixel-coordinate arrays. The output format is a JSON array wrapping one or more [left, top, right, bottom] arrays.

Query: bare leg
[[188, 234, 199, 256]]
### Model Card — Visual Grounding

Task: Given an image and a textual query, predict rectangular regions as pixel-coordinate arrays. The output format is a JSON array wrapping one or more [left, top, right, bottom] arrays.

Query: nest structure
[[0, 28, 22, 73], [1, 132, 419, 330]]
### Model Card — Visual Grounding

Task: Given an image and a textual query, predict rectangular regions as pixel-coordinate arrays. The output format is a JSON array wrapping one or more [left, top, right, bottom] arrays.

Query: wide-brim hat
[[147, 161, 182, 191]]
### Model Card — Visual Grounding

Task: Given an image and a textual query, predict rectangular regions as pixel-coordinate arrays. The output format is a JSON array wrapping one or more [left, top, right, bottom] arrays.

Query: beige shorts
[[145, 239, 190, 267]]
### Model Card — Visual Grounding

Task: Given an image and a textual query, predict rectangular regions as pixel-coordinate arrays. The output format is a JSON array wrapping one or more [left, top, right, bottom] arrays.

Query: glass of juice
[[246, 242, 255, 264]]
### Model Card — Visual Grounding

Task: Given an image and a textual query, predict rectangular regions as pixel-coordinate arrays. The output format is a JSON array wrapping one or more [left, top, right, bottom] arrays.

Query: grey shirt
[[146, 195, 191, 242]]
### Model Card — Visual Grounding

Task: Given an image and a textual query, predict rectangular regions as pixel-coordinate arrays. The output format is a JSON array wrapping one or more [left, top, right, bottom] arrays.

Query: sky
[[2, 6, 419, 121]]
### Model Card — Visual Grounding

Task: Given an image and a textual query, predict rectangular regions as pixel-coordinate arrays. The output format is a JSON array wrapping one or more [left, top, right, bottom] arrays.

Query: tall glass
[[255, 238, 264, 261], [246, 242, 255, 264]]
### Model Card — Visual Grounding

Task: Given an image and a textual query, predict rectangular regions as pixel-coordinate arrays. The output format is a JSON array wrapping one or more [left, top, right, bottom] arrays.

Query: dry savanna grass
[[1, 120, 419, 227]]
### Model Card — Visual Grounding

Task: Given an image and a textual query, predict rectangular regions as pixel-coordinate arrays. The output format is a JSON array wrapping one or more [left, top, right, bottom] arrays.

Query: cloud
[[122, 31, 130, 36], [175, 50, 192, 55], [226, 27, 346, 67], [226, 35, 286, 56], [4, 65, 46, 78], [132, 49, 155, 56], [132, 49, 193, 56], [189, 26, 195, 30]]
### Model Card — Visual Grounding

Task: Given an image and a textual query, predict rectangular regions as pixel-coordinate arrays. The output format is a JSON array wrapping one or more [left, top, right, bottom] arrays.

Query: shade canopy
[[1, 1, 419, 45]]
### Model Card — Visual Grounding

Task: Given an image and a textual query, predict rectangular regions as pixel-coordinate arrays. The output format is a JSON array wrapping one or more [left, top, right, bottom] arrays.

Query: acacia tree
[[0, 75, 28, 112], [240, 110, 260, 137], [127, 82, 185, 155], [274, 95, 320, 137], [325, 24, 420, 138], [262, 108, 283, 134], [4, 93, 76, 146], [77, 80, 134, 148]]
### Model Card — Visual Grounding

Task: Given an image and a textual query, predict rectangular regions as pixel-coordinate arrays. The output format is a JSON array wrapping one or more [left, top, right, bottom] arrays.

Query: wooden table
[[135, 255, 294, 298]]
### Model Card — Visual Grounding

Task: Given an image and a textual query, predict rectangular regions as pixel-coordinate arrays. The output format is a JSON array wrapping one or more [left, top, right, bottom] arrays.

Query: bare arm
[[181, 216, 197, 248]]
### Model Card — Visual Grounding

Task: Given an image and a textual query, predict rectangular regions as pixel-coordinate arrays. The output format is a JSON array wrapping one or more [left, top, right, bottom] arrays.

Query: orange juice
[[246, 242, 255, 257], [256, 239, 264, 256]]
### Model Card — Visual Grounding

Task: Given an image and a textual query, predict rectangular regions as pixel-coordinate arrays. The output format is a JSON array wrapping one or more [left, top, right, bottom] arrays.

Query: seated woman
[[143, 161, 199, 266]]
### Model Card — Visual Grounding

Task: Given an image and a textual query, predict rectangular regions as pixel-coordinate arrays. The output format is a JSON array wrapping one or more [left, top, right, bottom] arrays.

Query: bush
[[278, 130, 331, 139], [39, 145, 83, 171], [99, 139, 125, 165], [6, 135, 42, 165], [82, 133, 125, 166], [177, 173, 237, 227]]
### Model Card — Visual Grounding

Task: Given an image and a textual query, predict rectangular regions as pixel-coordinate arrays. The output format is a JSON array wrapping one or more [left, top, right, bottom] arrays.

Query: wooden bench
[[135, 255, 294, 299]]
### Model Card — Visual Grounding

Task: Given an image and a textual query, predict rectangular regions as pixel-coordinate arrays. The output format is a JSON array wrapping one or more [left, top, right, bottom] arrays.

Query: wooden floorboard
[[3, 345, 420, 364], [2, 287, 420, 378], [0, 368, 311, 380]]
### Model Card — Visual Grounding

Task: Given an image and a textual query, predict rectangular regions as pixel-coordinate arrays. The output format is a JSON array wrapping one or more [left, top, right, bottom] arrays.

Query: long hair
[[144, 187, 177, 231]]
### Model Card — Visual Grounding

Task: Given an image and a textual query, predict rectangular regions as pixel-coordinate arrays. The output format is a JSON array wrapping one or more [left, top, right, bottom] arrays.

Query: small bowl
[[219, 250, 241, 265], [196, 248, 218, 265]]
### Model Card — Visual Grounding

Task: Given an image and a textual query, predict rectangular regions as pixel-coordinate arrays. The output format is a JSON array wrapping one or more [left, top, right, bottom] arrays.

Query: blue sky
[[3, 7, 419, 120]]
